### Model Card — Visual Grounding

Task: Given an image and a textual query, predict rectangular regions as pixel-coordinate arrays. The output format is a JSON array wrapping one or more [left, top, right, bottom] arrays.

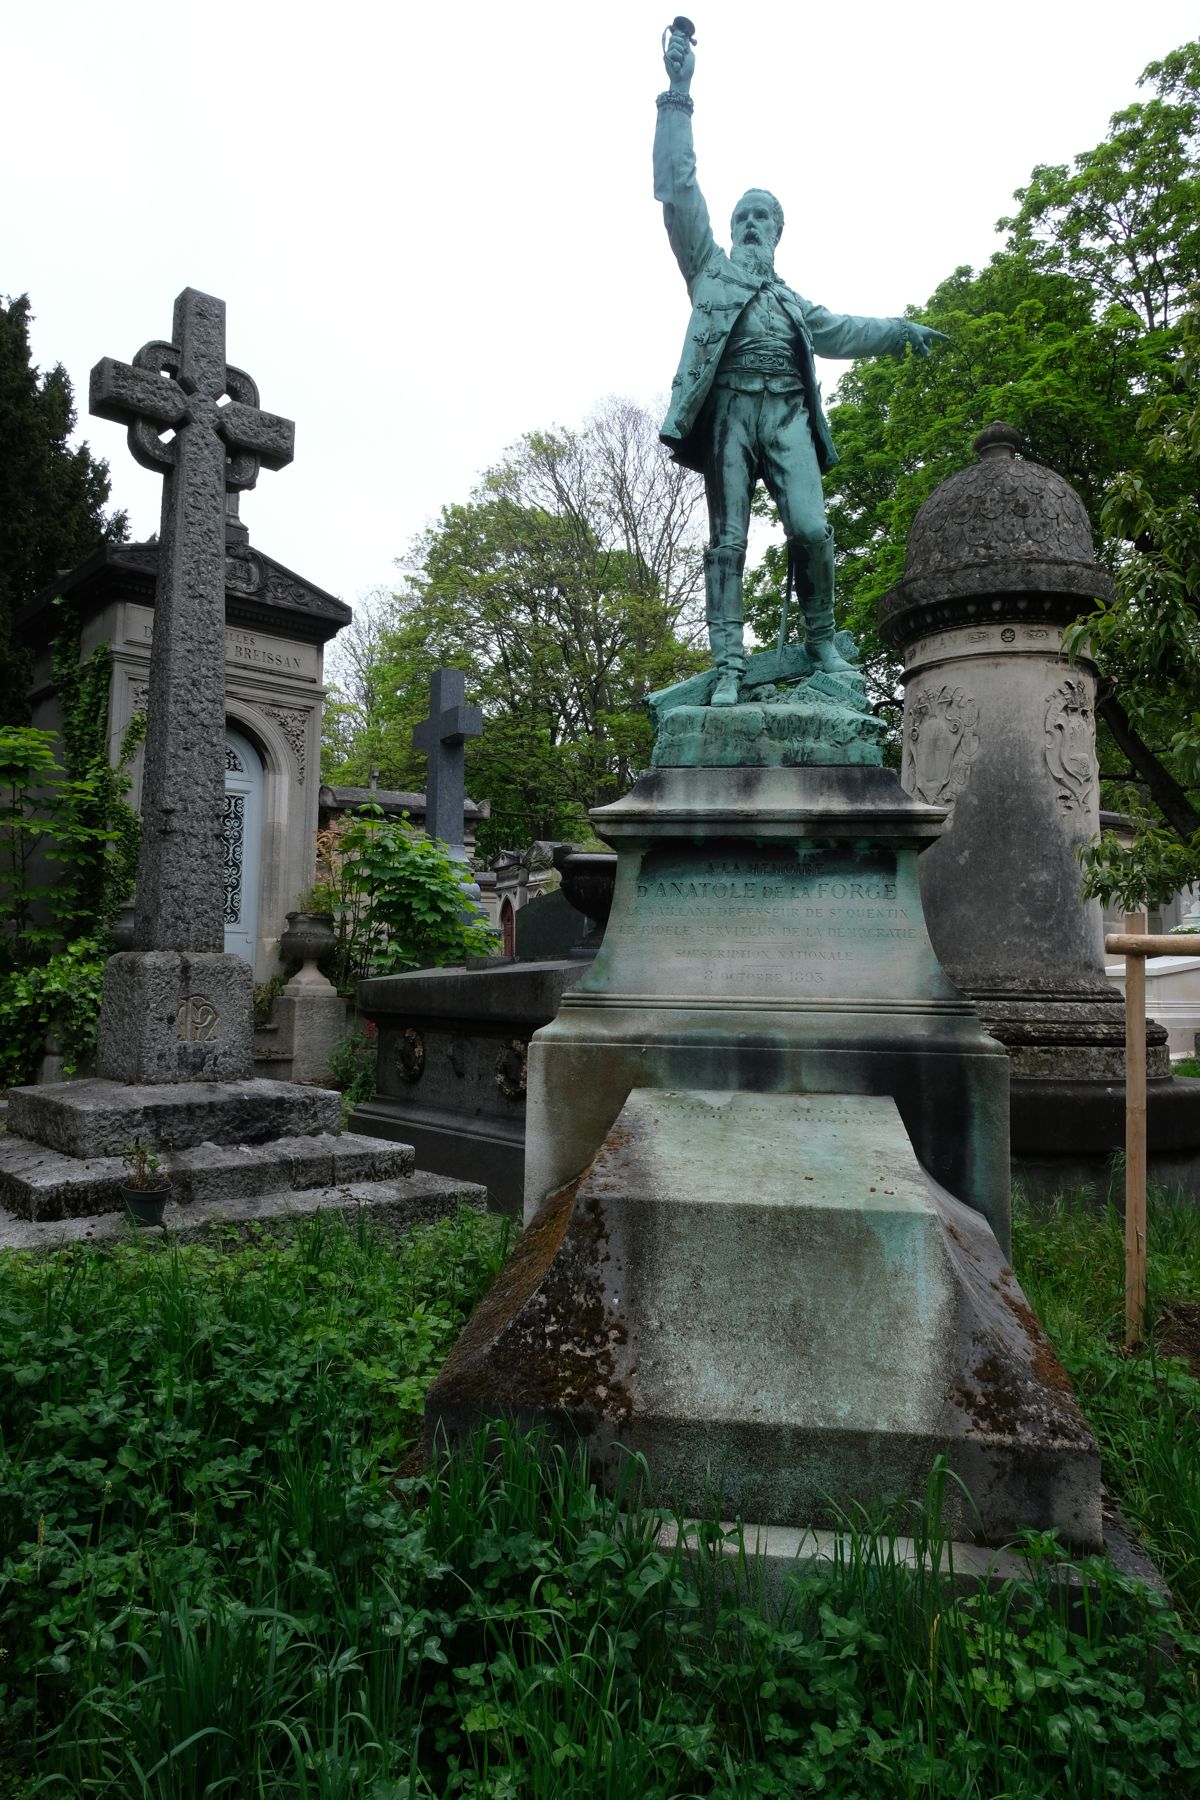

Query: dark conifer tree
[[0, 294, 127, 722]]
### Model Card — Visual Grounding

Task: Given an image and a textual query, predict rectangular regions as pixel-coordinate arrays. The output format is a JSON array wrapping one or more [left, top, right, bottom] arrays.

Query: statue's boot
[[795, 529, 854, 674], [706, 548, 746, 707]]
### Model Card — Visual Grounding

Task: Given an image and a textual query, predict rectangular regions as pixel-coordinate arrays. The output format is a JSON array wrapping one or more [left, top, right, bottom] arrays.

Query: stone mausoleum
[[20, 497, 351, 981]]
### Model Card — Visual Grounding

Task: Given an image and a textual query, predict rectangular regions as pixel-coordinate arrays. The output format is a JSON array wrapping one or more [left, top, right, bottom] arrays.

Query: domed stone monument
[[880, 424, 1200, 1193]]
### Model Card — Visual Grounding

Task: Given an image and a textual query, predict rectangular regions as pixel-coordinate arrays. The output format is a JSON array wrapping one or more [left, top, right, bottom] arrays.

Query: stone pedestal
[[522, 765, 1011, 1250], [0, 1073, 488, 1239], [427, 1088, 1100, 1547], [96, 951, 254, 1084], [425, 761, 1105, 1547], [258, 988, 350, 1086]]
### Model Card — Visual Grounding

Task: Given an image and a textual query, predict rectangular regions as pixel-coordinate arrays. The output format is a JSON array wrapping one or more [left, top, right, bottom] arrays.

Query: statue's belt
[[715, 348, 800, 376]]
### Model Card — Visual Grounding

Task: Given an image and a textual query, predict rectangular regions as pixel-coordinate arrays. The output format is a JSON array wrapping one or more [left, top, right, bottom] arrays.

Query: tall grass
[[0, 1203, 1198, 1795], [1014, 1185, 1200, 1617]]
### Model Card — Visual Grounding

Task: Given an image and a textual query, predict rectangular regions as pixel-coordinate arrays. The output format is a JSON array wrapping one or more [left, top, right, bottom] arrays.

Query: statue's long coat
[[654, 98, 909, 476]]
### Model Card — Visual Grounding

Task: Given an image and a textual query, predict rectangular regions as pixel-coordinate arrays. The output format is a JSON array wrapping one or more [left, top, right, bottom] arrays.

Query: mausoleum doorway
[[224, 725, 263, 967]]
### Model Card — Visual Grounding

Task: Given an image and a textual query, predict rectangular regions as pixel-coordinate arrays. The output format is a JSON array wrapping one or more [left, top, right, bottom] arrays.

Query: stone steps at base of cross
[[0, 1169, 486, 1252], [0, 1130, 421, 1222]]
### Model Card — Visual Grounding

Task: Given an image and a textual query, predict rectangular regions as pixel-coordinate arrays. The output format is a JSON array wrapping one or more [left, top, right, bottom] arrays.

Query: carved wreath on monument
[[903, 683, 981, 809]]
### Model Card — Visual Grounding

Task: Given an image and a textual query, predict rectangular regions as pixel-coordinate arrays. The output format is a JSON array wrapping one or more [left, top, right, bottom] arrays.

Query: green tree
[[757, 256, 1171, 720], [1069, 299, 1200, 907], [320, 587, 396, 784], [324, 399, 707, 856], [1001, 41, 1200, 333], [746, 38, 1198, 805], [0, 701, 142, 1086], [0, 295, 126, 723]]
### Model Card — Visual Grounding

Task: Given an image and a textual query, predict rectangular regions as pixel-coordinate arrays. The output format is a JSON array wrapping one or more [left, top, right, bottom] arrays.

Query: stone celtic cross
[[412, 668, 483, 857], [90, 287, 295, 951]]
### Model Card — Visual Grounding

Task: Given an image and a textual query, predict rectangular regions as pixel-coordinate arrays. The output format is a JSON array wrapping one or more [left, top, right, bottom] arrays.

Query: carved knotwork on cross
[[89, 288, 296, 954], [90, 287, 294, 489]]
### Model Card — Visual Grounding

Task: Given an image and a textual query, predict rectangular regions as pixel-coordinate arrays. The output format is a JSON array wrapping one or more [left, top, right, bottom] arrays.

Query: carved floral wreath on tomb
[[495, 1038, 528, 1102], [395, 1027, 425, 1085]]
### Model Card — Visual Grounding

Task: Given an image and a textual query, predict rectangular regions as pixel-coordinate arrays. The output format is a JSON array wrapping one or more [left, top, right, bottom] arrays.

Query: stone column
[[877, 423, 1200, 1189]]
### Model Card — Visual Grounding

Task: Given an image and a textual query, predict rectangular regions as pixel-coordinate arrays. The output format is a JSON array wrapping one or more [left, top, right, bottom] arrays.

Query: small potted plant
[[121, 1139, 171, 1228]]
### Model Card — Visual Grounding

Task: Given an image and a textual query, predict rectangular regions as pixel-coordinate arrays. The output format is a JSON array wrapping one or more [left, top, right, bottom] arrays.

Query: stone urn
[[279, 910, 338, 994], [553, 849, 617, 959]]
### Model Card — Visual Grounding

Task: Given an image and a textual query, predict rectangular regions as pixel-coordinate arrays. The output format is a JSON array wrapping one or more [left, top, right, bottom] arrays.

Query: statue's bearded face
[[731, 192, 782, 256]]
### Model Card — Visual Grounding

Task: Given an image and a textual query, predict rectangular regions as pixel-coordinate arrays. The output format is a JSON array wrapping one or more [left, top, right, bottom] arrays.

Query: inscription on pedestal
[[177, 995, 220, 1042], [611, 842, 923, 1001]]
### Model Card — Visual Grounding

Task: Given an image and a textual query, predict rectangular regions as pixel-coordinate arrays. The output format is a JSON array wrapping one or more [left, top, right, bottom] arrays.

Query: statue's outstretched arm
[[802, 301, 949, 362], [654, 27, 716, 289]]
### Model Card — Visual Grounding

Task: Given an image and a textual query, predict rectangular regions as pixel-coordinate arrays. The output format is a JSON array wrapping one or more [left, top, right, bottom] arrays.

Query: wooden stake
[[1123, 910, 1148, 1348]]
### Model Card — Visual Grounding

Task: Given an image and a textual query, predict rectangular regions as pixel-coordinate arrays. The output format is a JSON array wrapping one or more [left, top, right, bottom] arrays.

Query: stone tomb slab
[[426, 1088, 1101, 1548]]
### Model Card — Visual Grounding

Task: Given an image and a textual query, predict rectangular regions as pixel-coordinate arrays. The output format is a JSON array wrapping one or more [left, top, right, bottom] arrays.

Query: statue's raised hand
[[905, 323, 949, 359], [663, 25, 695, 91]]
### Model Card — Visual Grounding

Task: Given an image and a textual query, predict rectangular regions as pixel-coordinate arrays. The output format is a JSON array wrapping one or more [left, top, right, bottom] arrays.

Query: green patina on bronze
[[653, 21, 946, 753]]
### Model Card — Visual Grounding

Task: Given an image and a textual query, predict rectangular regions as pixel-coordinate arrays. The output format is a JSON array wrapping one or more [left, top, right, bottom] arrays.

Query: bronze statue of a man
[[656, 24, 945, 706]]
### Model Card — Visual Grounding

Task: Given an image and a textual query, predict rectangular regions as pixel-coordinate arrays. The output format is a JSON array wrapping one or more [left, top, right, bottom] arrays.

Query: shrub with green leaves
[[312, 805, 497, 993], [326, 1021, 378, 1125], [0, 718, 139, 1085]]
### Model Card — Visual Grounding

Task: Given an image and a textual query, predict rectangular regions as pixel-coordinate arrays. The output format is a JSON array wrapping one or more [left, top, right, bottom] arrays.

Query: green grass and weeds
[[0, 1197, 1197, 1795], [1014, 1185, 1200, 1622]]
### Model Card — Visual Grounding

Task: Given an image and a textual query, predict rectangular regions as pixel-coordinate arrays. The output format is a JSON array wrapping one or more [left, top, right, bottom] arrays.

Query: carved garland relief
[[261, 705, 308, 785], [903, 684, 981, 809], [1044, 677, 1097, 814]]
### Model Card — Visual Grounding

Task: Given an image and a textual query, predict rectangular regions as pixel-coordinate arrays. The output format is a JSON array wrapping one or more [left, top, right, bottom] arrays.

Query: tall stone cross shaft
[[412, 669, 483, 858], [90, 288, 294, 952]]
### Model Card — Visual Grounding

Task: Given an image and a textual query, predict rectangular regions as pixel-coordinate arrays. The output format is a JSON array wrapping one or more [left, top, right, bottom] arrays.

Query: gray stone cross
[[90, 288, 295, 951], [412, 669, 483, 856]]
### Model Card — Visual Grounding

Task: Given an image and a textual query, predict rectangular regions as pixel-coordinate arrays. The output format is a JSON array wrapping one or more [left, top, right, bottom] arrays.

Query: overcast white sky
[[6, 0, 1197, 611]]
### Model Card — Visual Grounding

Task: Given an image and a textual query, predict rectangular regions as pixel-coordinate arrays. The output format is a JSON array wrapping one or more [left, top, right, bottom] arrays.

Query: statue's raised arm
[[654, 20, 715, 288]]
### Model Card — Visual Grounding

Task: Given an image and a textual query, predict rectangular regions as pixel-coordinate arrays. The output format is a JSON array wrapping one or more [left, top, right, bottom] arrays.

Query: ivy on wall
[[0, 603, 142, 1085]]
